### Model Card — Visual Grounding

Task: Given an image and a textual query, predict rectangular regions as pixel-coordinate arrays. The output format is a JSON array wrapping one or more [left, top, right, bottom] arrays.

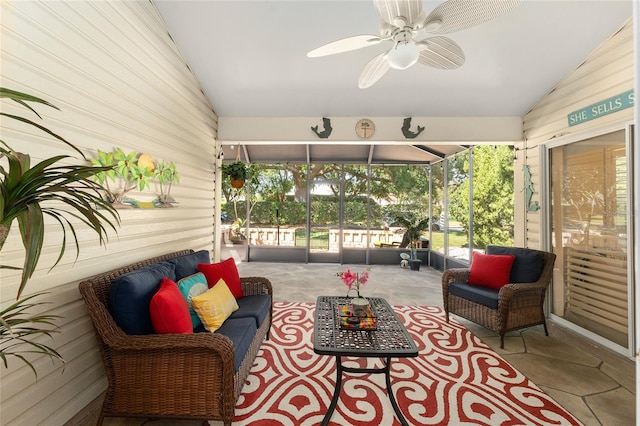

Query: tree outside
[[221, 147, 514, 253], [449, 145, 514, 249]]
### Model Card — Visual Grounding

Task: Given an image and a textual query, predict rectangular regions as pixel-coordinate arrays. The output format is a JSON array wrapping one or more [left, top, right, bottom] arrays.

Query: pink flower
[[359, 270, 369, 286], [337, 268, 371, 296], [338, 269, 357, 290]]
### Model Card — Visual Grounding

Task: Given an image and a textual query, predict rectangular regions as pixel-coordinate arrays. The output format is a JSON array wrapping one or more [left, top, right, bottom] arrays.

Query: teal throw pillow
[[177, 272, 209, 329]]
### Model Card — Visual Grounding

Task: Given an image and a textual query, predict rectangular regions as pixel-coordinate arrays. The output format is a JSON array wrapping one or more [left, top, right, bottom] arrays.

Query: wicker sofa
[[442, 245, 556, 348], [78, 249, 272, 426]]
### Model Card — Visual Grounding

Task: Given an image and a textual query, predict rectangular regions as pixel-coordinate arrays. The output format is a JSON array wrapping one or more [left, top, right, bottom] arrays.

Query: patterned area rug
[[234, 302, 581, 426]]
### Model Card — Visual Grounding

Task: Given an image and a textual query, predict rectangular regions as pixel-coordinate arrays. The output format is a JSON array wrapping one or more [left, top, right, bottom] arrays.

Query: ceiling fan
[[307, 0, 522, 88]]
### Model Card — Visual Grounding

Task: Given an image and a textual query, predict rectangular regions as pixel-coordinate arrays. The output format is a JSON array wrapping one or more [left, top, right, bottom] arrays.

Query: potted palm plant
[[229, 218, 247, 244], [393, 213, 430, 270], [0, 87, 120, 375]]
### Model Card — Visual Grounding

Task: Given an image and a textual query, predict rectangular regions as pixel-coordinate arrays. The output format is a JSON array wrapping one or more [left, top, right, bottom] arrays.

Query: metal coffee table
[[313, 296, 419, 426]]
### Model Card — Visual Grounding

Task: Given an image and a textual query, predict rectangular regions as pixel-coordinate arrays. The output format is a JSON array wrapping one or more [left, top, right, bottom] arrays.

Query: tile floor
[[71, 248, 636, 426]]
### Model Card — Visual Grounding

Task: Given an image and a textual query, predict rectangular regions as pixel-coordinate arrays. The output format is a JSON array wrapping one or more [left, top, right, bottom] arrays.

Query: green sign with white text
[[567, 89, 634, 127]]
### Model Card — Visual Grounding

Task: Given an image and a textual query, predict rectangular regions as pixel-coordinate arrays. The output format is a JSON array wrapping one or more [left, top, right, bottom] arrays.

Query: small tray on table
[[339, 304, 377, 331]]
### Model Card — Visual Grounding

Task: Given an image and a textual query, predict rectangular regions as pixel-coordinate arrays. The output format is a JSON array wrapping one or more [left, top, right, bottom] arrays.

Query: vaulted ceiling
[[154, 0, 633, 164]]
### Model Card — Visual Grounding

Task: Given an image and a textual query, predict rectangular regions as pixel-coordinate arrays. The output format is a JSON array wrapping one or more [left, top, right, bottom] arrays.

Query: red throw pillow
[[149, 277, 193, 334], [198, 258, 244, 298], [468, 252, 516, 290]]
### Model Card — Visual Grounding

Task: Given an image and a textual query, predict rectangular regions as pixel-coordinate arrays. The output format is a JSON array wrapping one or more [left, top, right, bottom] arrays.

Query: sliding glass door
[[549, 127, 633, 353]]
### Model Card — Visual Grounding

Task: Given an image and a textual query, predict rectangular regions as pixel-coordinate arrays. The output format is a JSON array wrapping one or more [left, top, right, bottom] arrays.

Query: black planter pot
[[409, 259, 422, 271]]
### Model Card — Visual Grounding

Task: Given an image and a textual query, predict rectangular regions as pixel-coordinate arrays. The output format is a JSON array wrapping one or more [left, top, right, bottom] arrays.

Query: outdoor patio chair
[[442, 245, 556, 348]]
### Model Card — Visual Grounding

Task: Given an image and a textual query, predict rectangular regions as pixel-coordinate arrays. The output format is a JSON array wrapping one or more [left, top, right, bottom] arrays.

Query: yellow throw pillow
[[191, 279, 239, 332]]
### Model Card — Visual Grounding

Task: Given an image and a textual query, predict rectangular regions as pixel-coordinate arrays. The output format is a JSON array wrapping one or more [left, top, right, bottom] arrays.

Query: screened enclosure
[[221, 145, 515, 269]]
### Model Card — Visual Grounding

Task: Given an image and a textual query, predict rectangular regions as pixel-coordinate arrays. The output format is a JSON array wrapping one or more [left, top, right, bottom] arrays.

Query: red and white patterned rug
[[233, 302, 582, 426]]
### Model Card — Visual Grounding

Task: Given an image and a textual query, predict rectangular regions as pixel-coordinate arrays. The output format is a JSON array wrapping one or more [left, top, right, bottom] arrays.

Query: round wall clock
[[355, 118, 375, 139]]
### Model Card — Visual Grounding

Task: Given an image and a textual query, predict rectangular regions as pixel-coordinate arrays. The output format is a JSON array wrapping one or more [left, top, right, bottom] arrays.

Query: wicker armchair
[[78, 250, 272, 426], [442, 246, 556, 348]]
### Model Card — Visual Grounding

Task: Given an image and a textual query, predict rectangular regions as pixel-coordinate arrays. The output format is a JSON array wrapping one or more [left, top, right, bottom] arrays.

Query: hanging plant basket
[[230, 178, 245, 189], [222, 160, 248, 189]]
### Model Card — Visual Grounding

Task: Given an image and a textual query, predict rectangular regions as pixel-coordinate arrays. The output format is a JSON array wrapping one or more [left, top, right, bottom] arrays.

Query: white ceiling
[[154, 0, 633, 163]]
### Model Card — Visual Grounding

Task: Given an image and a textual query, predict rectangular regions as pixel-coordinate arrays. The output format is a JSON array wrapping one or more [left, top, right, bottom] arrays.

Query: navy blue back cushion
[[229, 295, 272, 328], [168, 250, 211, 281], [109, 262, 176, 335], [486, 246, 543, 283]]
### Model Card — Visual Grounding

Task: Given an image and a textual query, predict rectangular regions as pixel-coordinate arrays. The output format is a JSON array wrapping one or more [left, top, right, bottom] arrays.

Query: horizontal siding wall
[[0, 1, 218, 424], [519, 19, 634, 248]]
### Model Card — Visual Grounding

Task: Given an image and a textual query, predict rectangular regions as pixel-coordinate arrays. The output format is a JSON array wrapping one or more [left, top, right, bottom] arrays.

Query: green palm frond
[[0, 293, 64, 378], [0, 88, 58, 114], [1, 151, 120, 297], [0, 88, 83, 158], [0, 88, 120, 299], [0, 87, 121, 374], [393, 213, 431, 244]]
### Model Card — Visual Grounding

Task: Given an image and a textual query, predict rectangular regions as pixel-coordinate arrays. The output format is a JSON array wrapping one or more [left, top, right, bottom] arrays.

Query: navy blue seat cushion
[[228, 295, 271, 328], [486, 245, 543, 283], [167, 250, 211, 281], [448, 282, 499, 310], [110, 262, 176, 335], [214, 317, 257, 371]]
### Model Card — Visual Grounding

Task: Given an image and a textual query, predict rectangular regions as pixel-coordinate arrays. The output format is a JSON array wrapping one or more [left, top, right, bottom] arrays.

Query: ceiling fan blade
[[358, 51, 391, 89], [416, 36, 465, 70], [307, 34, 384, 57], [374, 0, 424, 27], [422, 0, 522, 34]]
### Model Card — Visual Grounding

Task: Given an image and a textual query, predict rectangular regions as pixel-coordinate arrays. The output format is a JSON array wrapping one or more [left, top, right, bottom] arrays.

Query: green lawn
[[295, 229, 329, 249], [288, 228, 469, 251], [429, 230, 468, 250]]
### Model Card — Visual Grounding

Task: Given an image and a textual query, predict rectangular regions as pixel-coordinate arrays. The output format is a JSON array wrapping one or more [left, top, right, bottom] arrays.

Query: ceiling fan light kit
[[387, 41, 419, 70], [387, 28, 420, 69], [307, 0, 523, 88]]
